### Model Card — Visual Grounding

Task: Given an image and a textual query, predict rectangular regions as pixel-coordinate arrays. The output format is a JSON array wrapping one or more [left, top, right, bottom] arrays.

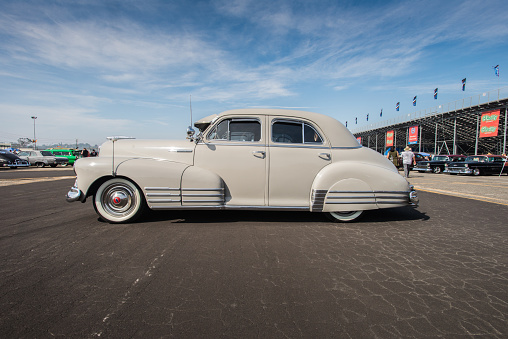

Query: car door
[[194, 116, 267, 206], [268, 117, 331, 207]]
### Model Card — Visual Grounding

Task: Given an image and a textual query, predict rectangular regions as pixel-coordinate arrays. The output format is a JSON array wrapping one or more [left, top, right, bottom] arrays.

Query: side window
[[208, 119, 261, 142], [272, 120, 323, 144]]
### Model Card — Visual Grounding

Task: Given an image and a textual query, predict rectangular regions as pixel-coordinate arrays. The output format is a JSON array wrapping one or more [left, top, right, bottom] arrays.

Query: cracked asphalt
[[0, 168, 507, 338]]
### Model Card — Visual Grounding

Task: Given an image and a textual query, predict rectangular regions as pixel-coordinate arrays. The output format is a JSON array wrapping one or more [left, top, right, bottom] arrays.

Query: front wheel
[[36, 162, 45, 168], [472, 168, 481, 176], [433, 166, 442, 174], [94, 178, 145, 223], [325, 210, 364, 223]]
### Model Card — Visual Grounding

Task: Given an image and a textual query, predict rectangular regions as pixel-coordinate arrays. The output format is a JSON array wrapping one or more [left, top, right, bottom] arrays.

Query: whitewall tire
[[325, 210, 364, 223], [94, 178, 145, 223]]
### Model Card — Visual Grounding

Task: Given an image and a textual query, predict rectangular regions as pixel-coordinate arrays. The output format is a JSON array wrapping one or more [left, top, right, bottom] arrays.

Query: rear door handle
[[252, 151, 266, 158]]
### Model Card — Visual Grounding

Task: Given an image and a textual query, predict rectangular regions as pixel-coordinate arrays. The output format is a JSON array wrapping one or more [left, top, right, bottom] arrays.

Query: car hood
[[99, 139, 196, 165]]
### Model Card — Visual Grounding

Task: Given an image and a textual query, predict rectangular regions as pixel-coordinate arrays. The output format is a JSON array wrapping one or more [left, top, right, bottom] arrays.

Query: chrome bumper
[[66, 180, 83, 202], [414, 167, 431, 172], [443, 168, 471, 174], [409, 185, 419, 206]]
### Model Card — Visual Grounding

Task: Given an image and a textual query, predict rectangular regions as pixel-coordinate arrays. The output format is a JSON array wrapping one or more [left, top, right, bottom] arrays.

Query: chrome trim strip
[[182, 200, 224, 203], [328, 190, 409, 194], [182, 194, 223, 197], [150, 205, 309, 211], [146, 193, 180, 197], [326, 201, 377, 205], [147, 199, 181, 203], [269, 144, 329, 150], [168, 148, 193, 153], [145, 187, 180, 191], [327, 196, 375, 199], [330, 146, 362, 149], [181, 188, 224, 192]]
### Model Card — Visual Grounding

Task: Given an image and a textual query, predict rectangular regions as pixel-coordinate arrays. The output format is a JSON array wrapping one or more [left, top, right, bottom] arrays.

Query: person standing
[[386, 147, 399, 168], [401, 146, 416, 178]]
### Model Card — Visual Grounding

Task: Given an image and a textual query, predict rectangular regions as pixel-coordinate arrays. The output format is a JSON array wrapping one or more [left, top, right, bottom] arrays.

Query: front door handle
[[252, 151, 266, 159], [319, 153, 331, 160]]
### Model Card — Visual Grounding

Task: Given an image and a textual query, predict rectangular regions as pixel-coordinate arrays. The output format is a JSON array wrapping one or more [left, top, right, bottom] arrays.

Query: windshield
[[465, 156, 487, 162]]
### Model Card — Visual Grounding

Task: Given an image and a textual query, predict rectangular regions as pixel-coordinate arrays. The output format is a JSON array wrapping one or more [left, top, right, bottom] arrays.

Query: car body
[[18, 150, 69, 167], [66, 109, 418, 223], [413, 154, 466, 174], [44, 149, 79, 165], [444, 155, 507, 176], [0, 150, 30, 168]]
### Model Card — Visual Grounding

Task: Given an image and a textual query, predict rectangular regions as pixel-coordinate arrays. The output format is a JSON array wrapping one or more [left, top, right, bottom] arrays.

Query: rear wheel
[[36, 162, 45, 168], [325, 210, 363, 223], [94, 178, 145, 223]]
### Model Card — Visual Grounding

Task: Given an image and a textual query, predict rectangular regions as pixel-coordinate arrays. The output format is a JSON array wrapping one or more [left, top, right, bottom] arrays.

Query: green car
[[44, 149, 80, 166]]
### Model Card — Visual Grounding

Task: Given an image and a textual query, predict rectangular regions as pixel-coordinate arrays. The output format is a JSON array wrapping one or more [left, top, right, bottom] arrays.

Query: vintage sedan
[[414, 154, 466, 174], [0, 150, 30, 168], [66, 109, 418, 223], [444, 155, 507, 176], [18, 150, 69, 167]]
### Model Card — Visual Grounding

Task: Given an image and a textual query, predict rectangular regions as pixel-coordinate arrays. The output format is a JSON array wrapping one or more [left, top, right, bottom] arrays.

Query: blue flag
[[355, 117, 357, 124], [345, 121, 347, 127], [396, 102, 400, 111], [413, 96, 417, 106], [434, 88, 438, 99], [494, 65, 499, 77], [462, 78, 466, 91], [366, 114, 369, 121], [380, 109, 383, 117]]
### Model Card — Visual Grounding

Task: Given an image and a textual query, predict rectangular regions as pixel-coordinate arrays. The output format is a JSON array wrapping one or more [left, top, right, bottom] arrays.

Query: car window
[[40, 151, 53, 156], [208, 119, 261, 142], [19, 152, 29, 156], [272, 120, 323, 144]]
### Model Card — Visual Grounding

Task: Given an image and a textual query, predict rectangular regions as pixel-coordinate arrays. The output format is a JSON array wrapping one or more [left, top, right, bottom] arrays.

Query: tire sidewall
[[94, 178, 143, 223]]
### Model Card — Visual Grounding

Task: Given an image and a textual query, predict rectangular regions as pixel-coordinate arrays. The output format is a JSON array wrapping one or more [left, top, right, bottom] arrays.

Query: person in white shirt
[[401, 146, 416, 178]]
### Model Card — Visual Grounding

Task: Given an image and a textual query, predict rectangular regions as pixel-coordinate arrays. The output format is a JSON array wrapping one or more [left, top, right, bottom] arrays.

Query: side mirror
[[187, 126, 196, 140]]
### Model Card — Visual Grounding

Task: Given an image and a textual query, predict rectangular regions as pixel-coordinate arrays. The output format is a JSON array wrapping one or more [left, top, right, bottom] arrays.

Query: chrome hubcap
[[101, 183, 136, 217]]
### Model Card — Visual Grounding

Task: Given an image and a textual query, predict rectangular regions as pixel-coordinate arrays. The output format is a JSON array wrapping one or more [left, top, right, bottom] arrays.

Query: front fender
[[311, 162, 412, 212]]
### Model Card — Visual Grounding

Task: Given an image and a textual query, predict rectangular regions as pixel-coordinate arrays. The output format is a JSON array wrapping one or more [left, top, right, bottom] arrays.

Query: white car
[[66, 109, 418, 223]]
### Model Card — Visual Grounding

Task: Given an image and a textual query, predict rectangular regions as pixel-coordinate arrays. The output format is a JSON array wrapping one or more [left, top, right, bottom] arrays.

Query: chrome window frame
[[271, 118, 324, 145], [206, 117, 262, 143]]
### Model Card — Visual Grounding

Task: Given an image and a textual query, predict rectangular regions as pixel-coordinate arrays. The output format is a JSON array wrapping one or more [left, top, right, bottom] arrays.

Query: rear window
[[40, 151, 53, 156]]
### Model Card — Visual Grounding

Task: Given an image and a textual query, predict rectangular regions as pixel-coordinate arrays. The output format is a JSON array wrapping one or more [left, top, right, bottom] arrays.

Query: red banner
[[480, 110, 500, 138], [356, 137, 362, 144], [386, 130, 394, 147], [408, 125, 418, 144]]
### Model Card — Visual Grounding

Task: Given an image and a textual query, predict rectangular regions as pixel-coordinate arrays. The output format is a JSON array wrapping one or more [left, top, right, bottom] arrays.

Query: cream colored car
[[66, 109, 418, 223]]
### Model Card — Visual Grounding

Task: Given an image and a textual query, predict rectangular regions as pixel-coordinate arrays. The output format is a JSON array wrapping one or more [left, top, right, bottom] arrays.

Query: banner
[[356, 137, 362, 144], [408, 125, 418, 144], [479, 110, 500, 138], [386, 130, 394, 147]]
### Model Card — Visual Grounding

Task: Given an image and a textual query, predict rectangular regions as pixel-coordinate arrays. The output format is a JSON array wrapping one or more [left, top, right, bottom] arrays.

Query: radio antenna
[[189, 95, 193, 126]]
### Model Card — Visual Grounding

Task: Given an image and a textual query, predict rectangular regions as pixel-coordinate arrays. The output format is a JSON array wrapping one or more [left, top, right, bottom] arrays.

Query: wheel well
[[86, 176, 142, 200]]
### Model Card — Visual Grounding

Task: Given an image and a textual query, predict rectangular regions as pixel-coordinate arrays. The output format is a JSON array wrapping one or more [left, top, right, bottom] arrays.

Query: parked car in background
[[67, 109, 418, 223], [18, 150, 69, 167], [0, 150, 30, 169], [413, 154, 466, 174], [444, 155, 507, 176], [44, 149, 79, 166]]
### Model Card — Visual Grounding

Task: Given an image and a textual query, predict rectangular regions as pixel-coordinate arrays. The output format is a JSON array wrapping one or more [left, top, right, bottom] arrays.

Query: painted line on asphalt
[[0, 176, 75, 187], [453, 182, 508, 188], [414, 186, 508, 206]]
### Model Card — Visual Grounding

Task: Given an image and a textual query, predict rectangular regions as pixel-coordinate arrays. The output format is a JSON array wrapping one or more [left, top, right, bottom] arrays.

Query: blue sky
[[1, 0, 507, 146]]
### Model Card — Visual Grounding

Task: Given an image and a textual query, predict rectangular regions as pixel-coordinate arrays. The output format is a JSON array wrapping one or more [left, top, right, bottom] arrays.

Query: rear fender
[[311, 162, 411, 212]]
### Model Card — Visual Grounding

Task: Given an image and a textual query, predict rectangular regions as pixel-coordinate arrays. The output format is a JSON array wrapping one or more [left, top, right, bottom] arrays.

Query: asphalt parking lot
[[0, 168, 507, 338]]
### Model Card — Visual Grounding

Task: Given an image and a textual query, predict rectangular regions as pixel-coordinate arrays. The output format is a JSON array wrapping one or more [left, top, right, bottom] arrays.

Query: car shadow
[[136, 206, 429, 224]]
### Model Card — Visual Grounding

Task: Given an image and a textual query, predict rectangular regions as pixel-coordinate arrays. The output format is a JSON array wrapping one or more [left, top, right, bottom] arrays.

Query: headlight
[[426, 164, 430, 168], [464, 164, 468, 168], [445, 164, 448, 167]]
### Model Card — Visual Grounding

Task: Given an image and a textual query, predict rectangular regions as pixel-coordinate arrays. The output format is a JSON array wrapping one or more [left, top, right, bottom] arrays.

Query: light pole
[[31, 116, 37, 150]]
